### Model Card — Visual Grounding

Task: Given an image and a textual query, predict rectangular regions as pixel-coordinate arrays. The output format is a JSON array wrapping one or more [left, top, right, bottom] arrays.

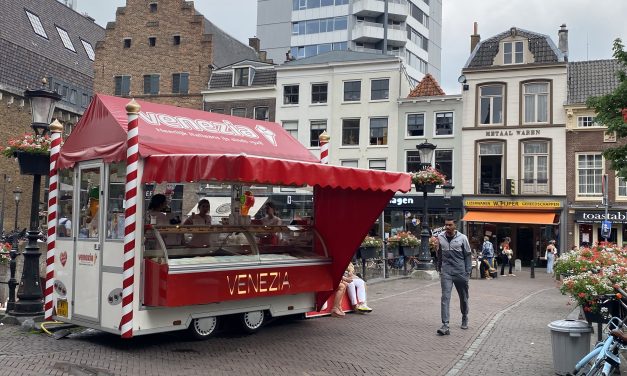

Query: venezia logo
[[227, 271, 290, 295], [60, 251, 67, 267]]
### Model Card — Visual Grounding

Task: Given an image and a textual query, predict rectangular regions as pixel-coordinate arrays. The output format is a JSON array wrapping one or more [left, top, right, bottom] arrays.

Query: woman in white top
[[261, 202, 281, 226], [147, 194, 168, 225], [184, 199, 213, 247], [545, 240, 558, 274]]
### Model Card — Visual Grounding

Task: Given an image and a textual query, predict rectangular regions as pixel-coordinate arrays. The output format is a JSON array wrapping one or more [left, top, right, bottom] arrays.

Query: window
[[25, 10, 47, 38], [406, 51, 428, 74], [311, 83, 328, 104], [234, 67, 250, 86], [521, 142, 549, 194], [81, 40, 95, 60], [523, 82, 549, 123], [292, 16, 348, 35], [435, 112, 454, 136], [123, 38, 132, 48], [406, 151, 421, 172], [291, 41, 347, 59], [210, 108, 224, 114], [148, 37, 156, 47], [282, 121, 298, 139], [172, 73, 189, 94], [143, 74, 160, 95], [407, 113, 425, 137], [435, 150, 453, 184], [231, 108, 246, 117], [478, 142, 504, 194], [504, 41, 523, 64], [173, 35, 181, 45], [56, 27, 75, 52], [577, 116, 598, 127], [407, 25, 429, 51], [283, 85, 299, 105], [254, 107, 269, 121], [114, 76, 131, 96], [310, 120, 327, 147], [344, 81, 361, 101], [82, 93, 89, 107], [69, 89, 77, 105], [371, 79, 389, 100], [369, 118, 388, 145], [369, 160, 386, 171], [341, 160, 358, 168], [410, 3, 429, 27], [149, 2, 158, 12], [618, 178, 627, 198], [479, 85, 504, 125], [577, 154, 603, 197], [342, 119, 360, 146]]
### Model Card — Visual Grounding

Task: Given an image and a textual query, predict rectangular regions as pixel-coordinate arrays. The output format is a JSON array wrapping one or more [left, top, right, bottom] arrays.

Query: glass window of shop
[[578, 224, 593, 247], [435, 150, 453, 184], [406, 150, 421, 173]]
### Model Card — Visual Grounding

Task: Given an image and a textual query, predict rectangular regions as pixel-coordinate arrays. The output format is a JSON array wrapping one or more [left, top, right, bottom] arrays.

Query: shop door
[[72, 163, 103, 323], [516, 227, 534, 265]]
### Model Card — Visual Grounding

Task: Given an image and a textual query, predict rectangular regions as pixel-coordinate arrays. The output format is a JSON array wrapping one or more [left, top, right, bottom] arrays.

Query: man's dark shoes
[[437, 324, 450, 335], [461, 317, 468, 330]]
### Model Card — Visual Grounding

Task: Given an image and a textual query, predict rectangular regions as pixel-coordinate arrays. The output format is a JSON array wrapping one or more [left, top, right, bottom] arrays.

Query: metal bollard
[[530, 258, 535, 279]]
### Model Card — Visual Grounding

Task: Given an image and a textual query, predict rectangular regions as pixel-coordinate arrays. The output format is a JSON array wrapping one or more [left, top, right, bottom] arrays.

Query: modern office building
[[257, 0, 441, 84]]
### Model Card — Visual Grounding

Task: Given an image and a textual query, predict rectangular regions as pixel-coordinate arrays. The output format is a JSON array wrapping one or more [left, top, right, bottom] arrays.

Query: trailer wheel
[[187, 316, 219, 340], [238, 310, 265, 333]]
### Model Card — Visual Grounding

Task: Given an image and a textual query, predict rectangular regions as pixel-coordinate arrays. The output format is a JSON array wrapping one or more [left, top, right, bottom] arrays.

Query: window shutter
[[115, 77, 122, 96], [151, 75, 159, 94], [122, 77, 130, 95], [144, 75, 151, 94], [172, 74, 180, 93], [181, 74, 189, 94]]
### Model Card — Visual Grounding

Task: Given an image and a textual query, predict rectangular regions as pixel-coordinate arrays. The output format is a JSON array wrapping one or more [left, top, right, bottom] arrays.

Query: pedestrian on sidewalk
[[545, 240, 557, 274], [481, 236, 495, 279], [435, 218, 472, 335], [499, 237, 515, 276]]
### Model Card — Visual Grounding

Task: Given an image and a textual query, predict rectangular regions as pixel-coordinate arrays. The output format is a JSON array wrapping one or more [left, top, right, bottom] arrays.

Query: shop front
[[462, 199, 564, 265], [571, 209, 627, 247]]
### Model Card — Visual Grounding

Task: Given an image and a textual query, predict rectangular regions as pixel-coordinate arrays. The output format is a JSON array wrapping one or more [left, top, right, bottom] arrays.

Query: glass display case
[[144, 224, 328, 268]]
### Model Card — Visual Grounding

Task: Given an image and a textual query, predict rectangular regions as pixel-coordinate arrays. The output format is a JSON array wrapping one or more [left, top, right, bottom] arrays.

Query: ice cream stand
[[47, 94, 411, 338]]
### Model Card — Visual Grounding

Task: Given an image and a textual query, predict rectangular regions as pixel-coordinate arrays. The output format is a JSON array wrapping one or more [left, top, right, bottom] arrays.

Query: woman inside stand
[[147, 194, 168, 225], [184, 199, 213, 247], [261, 202, 282, 226]]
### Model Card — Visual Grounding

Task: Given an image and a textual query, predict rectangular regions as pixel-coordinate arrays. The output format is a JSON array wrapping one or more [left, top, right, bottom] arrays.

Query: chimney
[[558, 24, 568, 61], [470, 22, 480, 52], [248, 37, 260, 53]]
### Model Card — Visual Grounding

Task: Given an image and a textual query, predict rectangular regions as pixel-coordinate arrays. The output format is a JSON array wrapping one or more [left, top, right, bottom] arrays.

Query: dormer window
[[234, 67, 251, 86], [504, 41, 523, 64]]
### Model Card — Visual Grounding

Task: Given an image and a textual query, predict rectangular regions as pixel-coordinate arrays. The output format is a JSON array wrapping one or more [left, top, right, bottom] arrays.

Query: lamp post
[[0, 174, 10, 233], [415, 141, 437, 270], [13, 188, 22, 230], [442, 182, 454, 216], [11, 82, 61, 316]]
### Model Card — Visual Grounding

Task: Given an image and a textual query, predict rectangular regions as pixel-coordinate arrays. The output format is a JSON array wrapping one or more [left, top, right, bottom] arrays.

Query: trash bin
[[548, 319, 593, 375]]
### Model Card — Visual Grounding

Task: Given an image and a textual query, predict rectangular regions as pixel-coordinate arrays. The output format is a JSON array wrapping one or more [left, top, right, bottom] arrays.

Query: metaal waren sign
[[465, 200, 561, 209]]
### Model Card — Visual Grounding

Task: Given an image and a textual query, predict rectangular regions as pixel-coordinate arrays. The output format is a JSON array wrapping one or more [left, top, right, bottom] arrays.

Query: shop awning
[[463, 211, 558, 225]]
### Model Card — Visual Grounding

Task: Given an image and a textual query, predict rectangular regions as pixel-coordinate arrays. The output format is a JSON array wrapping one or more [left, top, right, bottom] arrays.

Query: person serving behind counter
[[184, 199, 213, 247]]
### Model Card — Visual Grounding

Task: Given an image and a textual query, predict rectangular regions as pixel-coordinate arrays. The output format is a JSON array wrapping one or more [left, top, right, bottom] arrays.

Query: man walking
[[436, 218, 472, 335]]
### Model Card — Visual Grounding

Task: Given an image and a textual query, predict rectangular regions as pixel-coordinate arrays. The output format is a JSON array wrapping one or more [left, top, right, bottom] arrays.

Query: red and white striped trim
[[120, 99, 140, 339], [319, 131, 330, 165], [44, 120, 63, 321]]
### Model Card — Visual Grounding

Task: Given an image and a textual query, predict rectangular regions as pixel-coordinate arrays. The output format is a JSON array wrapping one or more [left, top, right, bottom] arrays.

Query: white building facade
[[275, 51, 410, 171], [257, 0, 442, 83], [459, 27, 568, 263]]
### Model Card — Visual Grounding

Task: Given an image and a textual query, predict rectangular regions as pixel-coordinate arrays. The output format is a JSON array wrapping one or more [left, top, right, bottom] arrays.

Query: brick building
[[564, 59, 625, 249], [0, 0, 104, 232], [93, 0, 260, 110]]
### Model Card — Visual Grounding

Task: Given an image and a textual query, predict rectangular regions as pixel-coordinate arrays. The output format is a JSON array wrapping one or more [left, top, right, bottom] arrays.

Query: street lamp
[[11, 81, 61, 316], [13, 188, 22, 230], [442, 182, 454, 216], [415, 141, 437, 270]]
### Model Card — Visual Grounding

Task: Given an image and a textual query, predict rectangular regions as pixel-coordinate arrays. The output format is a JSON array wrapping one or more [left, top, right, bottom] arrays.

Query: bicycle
[[572, 286, 627, 376]]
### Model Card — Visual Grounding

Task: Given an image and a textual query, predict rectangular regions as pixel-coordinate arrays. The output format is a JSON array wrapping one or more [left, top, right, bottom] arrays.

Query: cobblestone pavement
[[0, 269, 571, 376]]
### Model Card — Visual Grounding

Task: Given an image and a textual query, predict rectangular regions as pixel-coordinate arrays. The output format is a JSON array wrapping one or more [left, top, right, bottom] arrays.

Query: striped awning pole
[[120, 99, 140, 339], [319, 130, 330, 165], [44, 120, 63, 321]]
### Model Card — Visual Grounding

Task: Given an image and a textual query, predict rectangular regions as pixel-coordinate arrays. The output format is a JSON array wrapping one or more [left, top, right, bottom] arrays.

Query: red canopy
[[59, 94, 412, 308]]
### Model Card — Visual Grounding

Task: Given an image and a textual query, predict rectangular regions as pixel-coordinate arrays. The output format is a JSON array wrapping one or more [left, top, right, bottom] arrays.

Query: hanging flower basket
[[15, 151, 50, 176], [412, 167, 446, 193], [359, 246, 380, 260], [400, 246, 418, 257], [415, 183, 436, 193]]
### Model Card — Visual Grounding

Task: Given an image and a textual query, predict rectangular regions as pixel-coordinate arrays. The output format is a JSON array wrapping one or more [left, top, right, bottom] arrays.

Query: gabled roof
[[408, 73, 445, 97], [203, 19, 259, 69], [464, 27, 565, 69], [567, 59, 624, 105], [281, 50, 399, 67]]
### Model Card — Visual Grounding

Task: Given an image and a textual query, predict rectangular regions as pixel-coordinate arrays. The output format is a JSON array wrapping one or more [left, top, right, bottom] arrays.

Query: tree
[[588, 39, 627, 177]]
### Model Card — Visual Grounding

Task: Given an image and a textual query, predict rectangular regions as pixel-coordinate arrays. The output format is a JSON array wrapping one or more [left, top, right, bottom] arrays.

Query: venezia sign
[[465, 200, 561, 209]]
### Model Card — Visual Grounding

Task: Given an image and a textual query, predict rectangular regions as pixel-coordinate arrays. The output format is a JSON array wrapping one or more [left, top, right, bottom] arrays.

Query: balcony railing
[[480, 178, 502, 195], [520, 178, 550, 195]]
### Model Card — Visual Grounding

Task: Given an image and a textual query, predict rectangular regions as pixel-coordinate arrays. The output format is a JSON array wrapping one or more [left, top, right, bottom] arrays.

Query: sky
[[76, 0, 626, 94]]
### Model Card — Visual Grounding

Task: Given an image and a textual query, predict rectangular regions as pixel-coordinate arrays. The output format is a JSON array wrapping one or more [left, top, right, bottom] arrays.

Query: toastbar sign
[[465, 200, 561, 209], [575, 211, 627, 223]]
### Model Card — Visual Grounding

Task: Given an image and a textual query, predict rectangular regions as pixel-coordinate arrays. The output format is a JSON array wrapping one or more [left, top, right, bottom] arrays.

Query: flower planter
[[415, 183, 436, 193], [387, 247, 400, 258], [583, 300, 623, 324], [359, 246, 380, 260], [15, 151, 50, 176], [400, 246, 418, 257]]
